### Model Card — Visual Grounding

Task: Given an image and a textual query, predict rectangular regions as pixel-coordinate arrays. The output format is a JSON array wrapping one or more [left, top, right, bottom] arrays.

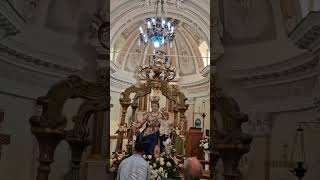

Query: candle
[[202, 101, 205, 113]]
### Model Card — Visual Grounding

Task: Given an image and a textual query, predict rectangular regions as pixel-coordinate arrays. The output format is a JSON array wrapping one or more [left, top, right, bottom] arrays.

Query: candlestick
[[202, 101, 205, 113]]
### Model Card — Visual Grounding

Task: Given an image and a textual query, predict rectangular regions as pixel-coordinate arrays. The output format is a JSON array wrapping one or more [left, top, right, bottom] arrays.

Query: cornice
[[110, 69, 210, 97], [0, 41, 82, 78], [247, 96, 315, 113], [231, 52, 319, 88]]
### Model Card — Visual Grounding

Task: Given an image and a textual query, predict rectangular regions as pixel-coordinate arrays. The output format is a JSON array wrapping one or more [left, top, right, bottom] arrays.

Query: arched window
[[198, 41, 210, 67], [111, 35, 125, 62]]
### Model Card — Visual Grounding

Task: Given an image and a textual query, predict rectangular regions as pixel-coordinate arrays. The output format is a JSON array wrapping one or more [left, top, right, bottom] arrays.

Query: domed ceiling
[[110, 0, 210, 79]]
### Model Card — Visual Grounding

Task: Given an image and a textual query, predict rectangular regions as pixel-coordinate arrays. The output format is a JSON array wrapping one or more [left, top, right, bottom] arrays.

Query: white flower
[[156, 158, 160, 161], [165, 173, 168, 177], [157, 176, 161, 180], [143, 155, 147, 159], [148, 155, 153, 160], [160, 160, 165, 166], [174, 159, 179, 165], [166, 162, 172, 167], [151, 170, 157, 175], [149, 165, 153, 169], [159, 167, 164, 173], [153, 163, 157, 168], [160, 157, 164, 162], [203, 143, 209, 150]]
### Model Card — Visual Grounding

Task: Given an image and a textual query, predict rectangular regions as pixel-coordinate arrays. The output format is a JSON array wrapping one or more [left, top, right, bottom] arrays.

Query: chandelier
[[138, 0, 176, 49]]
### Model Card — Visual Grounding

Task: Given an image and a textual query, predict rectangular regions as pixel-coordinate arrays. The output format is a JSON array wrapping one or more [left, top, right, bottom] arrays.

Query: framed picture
[[195, 118, 201, 128], [193, 113, 203, 129]]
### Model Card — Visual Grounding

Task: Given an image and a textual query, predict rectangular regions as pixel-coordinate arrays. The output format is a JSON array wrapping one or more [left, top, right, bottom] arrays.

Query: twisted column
[[116, 100, 131, 152]]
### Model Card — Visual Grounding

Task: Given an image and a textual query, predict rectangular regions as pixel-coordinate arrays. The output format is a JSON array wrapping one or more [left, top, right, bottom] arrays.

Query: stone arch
[[29, 75, 109, 180]]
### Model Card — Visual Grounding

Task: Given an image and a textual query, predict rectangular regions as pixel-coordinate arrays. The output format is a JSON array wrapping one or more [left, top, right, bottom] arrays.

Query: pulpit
[[186, 127, 203, 159]]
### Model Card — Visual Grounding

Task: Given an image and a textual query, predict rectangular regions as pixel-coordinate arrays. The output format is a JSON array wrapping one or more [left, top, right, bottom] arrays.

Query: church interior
[[0, 0, 320, 180]]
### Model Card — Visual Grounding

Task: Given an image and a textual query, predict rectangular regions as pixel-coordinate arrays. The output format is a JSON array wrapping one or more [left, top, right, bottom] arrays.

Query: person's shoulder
[[136, 156, 149, 164]]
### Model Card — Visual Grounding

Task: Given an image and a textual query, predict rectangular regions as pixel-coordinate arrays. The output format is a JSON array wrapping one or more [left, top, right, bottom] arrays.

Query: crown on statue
[[150, 96, 160, 104]]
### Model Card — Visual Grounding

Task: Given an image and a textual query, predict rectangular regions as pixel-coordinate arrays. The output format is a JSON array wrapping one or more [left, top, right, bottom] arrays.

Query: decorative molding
[[0, 43, 81, 78], [247, 96, 315, 113], [289, 11, 320, 52], [110, 1, 209, 47], [180, 76, 210, 97], [231, 52, 319, 87], [242, 112, 271, 136]]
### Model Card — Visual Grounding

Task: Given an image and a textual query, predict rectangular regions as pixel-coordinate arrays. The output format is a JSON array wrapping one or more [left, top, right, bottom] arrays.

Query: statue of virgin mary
[[133, 96, 163, 157]]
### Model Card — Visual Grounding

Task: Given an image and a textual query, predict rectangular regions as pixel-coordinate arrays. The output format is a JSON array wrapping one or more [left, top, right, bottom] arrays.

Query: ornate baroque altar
[[111, 51, 189, 171]]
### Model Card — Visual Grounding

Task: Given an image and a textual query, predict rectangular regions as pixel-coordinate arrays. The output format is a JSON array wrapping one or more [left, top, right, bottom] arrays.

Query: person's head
[[183, 157, 203, 180], [134, 142, 145, 154], [151, 102, 159, 112]]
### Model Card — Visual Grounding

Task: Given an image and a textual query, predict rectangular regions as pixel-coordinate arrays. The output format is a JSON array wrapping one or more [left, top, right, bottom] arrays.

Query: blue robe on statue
[[137, 130, 161, 155]]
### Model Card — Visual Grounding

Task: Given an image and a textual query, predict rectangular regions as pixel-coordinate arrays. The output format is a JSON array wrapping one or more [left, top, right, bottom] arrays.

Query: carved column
[[173, 106, 179, 151], [186, 98, 195, 131], [212, 87, 252, 180], [210, 88, 220, 178], [29, 118, 65, 180], [116, 100, 131, 152], [216, 143, 251, 180], [127, 101, 138, 154], [215, 130, 252, 180], [66, 136, 90, 180], [90, 112, 104, 159], [178, 106, 188, 156]]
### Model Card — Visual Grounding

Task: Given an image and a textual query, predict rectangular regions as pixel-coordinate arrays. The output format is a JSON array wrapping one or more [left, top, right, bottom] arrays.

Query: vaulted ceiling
[[110, 0, 210, 77]]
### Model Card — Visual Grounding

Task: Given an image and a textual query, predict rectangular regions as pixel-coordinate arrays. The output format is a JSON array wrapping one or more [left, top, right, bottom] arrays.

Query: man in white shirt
[[116, 142, 150, 180]]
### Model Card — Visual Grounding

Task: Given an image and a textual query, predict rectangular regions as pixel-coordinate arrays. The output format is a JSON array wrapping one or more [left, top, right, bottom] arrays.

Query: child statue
[[159, 108, 173, 152]]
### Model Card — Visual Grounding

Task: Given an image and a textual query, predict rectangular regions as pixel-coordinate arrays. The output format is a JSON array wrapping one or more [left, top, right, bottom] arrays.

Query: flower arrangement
[[199, 137, 211, 151], [142, 153, 183, 180], [173, 127, 185, 140], [110, 150, 128, 170]]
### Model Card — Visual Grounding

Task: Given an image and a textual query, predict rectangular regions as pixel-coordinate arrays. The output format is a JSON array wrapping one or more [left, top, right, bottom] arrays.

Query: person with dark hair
[[116, 142, 150, 180]]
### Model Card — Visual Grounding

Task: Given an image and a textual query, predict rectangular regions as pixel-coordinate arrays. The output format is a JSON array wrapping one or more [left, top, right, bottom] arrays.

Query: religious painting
[[124, 43, 144, 72], [220, 0, 276, 45], [176, 33, 196, 75], [195, 118, 201, 128], [194, 113, 203, 130]]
